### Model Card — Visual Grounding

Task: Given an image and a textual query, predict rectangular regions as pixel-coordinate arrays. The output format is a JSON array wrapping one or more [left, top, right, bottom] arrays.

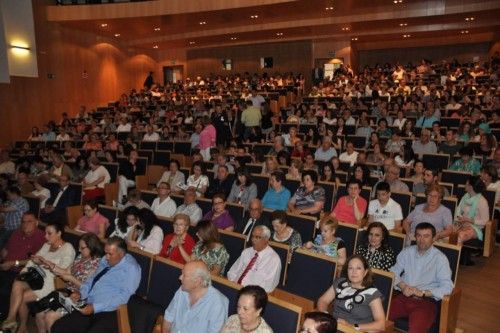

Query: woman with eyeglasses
[[75, 200, 109, 239], [186, 219, 229, 275], [202, 193, 235, 231], [159, 213, 195, 264], [35, 233, 103, 332], [317, 255, 386, 333]]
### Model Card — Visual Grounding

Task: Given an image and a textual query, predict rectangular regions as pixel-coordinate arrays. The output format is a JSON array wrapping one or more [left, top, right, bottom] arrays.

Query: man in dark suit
[[40, 175, 79, 225], [235, 199, 271, 241], [205, 165, 233, 199]]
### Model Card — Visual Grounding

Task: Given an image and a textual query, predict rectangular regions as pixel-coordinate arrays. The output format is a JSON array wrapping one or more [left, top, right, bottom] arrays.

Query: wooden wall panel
[[0, 1, 158, 146], [185, 41, 312, 79]]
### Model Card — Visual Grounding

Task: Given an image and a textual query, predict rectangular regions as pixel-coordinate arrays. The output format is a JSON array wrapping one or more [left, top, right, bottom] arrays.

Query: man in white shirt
[[314, 136, 337, 162], [142, 125, 160, 141], [82, 157, 111, 201], [116, 117, 131, 132], [151, 182, 177, 218], [175, 188, 202, 226], [338, 141, 359, 167], [0, 150, 15, 175], [368, 181, 403, 231], [227, 225, 281, 292]]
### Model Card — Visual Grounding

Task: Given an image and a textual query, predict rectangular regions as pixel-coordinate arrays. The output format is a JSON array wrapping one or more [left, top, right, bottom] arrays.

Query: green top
[[450, 158, 481, 175], [192, 241, 230, 275]]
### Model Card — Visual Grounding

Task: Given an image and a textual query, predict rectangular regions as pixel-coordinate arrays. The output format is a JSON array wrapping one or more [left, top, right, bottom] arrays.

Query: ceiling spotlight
[[402, 34, 411, 38], [325, 7, 334, 10], [351, 37, 358, 41], [199, 21, 207, 25], [114, 33, 121, 37], [399, 23, 408, 27], [461, 30, 469, 34], [189, 41, 196, 45], [153, 45, 159, 49], [393, 0, 403, 3], [250, 15, 259, 19], [465, 17, 475, 21], [342, 27, 350, 31], [100, 23, 108, 27], [230, 37, 237, 40], [154, 27, 161, 31], [276, 32, 283, 36]]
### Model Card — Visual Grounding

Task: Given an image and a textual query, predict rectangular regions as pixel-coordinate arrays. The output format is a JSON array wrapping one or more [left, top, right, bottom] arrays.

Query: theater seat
[[117, 295, 163, 333]]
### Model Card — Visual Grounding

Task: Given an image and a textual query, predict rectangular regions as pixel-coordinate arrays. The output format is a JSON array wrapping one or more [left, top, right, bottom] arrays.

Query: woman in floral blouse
[[270, 210, 302, 251], [188, 219, 229, 275], [36, 233, 103, 332], [355, 222, 396, 271]]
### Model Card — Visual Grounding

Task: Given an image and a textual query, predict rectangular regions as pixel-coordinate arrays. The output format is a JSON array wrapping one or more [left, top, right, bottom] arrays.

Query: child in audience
[[304, 218, 346, 265]]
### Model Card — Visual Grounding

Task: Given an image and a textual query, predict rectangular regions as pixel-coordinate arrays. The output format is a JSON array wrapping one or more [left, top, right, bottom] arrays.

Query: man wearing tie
[[235, 199, 271, 241], [40, 175, 78, 225], [227, 225, 281, 292], [52, 237, 141, 333]]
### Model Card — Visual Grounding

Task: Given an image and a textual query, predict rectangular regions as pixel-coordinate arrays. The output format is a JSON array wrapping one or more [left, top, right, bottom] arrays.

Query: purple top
[[203, 210, 235, 230], [407, 203, 453, 234]]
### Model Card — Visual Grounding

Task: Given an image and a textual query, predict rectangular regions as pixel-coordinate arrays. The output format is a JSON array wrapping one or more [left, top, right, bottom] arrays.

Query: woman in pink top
[[75, 200, 109, 238], [199, 117, 217, 161], [331, 179, 367, 225]]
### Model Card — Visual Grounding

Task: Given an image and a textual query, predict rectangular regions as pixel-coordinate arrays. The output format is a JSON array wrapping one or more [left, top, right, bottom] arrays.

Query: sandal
[[0, 319, 18, 331]]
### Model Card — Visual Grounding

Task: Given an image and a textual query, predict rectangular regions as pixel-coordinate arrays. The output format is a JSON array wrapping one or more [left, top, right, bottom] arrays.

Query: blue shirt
[[165, 285, 228, 333], [416, 116, 438, 128], [390, 245, 453, 300], [3, 197, 29, 230], [80, 253, 141, 313], [262, 187, 291, 210]]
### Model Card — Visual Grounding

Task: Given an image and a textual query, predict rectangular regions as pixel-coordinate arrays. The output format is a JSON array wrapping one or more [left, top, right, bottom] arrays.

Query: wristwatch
[[354, 324, 360, 331]]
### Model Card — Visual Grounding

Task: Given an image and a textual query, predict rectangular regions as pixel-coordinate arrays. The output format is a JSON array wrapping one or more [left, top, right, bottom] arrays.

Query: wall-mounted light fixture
[[10, 44, 31, 56]]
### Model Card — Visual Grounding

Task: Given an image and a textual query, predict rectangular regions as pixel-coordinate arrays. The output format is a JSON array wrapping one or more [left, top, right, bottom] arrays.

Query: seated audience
[[301, 311, 337, 333], [305, 218, 346, 264], [403, 184, 453, 242], [120, 189, 151, 210], [348, 163, 370, 187], [450, 145, 481, 175], [220, 285, 273, 333], [212, 153, 235, 174], [236, 198, 271, 241], [271, 210, 302, 251], [110, 206, 140, 239], [17, 171, 34, 196], [413, 168, 450, 198], [157, 159, 186, 193], [31, 175, 51, 209], [159, 213, 195, 264], [36, 233, 103, 332], [188, 219, 230, 275], [174, 187, 203, 226], [317, 255, 385, 332], [286, 159, 303, 180], [117, 150, 143, 204], [206, 165, 233, 199], [355, 222, 396, 271], [314, 136, 337, 162], [81, 157, 111, 201], [0, 187, 30, 249], [151, 182, 177, 218], [227, 225, 281, 292], [330, 179, 367, 226], [202, 193, 235, 231], [368, 181, 403, 231], [75, 200, 109, 239], [411, 129, 437, 159], [1, 222, 75, 333], [127, 208, 164, 254], [227, 167, 258, 209], [389, 223, 453, 333], [71, 156, 89, 182], [162, 261, 228, 333], [40, 175, 78, 224], [51, 237, 141, 333], [373, 165, 409, 195], [288, 170, 325, 216], [186, 161, 209, 197], [338, 141, 359, 167], [262, 171, 291, 211]]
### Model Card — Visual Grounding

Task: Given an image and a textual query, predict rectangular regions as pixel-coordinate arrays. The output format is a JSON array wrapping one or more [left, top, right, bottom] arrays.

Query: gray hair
[[193, 267, 212, 287], [255, 225, 271, 240]]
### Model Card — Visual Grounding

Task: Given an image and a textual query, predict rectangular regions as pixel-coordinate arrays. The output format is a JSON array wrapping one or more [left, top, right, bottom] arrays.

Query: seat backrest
[[147, 257, 182, 308], [62, 227, 82, 252], [170, 194, 184, 207], [264, 295, 302, 333], [482, 190, 496, 220], [423, 154, 450, 171], [98, 205, 118, 224], [434, 242, 461, 284], [138, 150, 154, 165], [286, 213, 316, 243], [102, 162, 119, 183], [388, 231, 405, 257], [226, 203, 244, 223], [251, 174, 270, 199], [174, 141, 191, 155], [140, 190, 157, 206], [246, 163, 263, 174], [126, 294, 163, 333], [283, 178, 301, 196], [69, 182, 83, 205], [128, 247, 154, 297], [336, 222, 359, 257], [318, 181, 336, 212], [371, 268, 395, 319], [441, 169, 471, 187], [211, 275, 241, 316], [23, 194, 41, 218], [269, 241, 288, 286], [196, 198, 212, 216], [156, 216, 174, 236], [390, 191, 411, 219], [153, 150, 170, 166], [157, 141, 174, 151], [283, 248, 337, 301], [219, 230, 247, 276], [139, 141, 157, 151]]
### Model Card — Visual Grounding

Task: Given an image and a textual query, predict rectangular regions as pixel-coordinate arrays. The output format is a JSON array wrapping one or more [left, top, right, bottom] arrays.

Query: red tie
[[237, 252, 258, 284]]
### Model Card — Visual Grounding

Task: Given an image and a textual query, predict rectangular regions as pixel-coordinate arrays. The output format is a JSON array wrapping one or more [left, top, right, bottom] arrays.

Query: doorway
[[163, 65, 184, 85]]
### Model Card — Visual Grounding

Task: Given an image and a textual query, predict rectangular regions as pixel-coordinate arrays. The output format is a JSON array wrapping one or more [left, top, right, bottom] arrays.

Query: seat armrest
[[117, 304, 131, 333], [483, 220, 497, 257], [439, 287, 461, 333]]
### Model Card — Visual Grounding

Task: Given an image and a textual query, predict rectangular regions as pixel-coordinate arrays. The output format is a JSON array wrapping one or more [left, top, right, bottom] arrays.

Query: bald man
[[162, 261, 228, 333]]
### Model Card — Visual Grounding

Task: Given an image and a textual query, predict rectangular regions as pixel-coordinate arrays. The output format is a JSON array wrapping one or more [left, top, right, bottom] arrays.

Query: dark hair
[[349, 163, 370, 186], [365, 222, 390, 249], [83, 199, 99, 210], [302, 169, 318, 184], [468, 175, 486, 194], [138, 208, 158, 240], [46, 221, 65, 238], [346, 178, 362, 189], [7, 186, 21, 196], [459, 145, 473, 157], [191, 161, 206, 174], [415, 222, 436, 237], [271, 210, 287, 225], [425, 168, 439, 178], [196, 220, 221, 250], [212, 193, 226, 202], [107, 236, 128, 253], [320, 162, 336, 182], [238, 285, 268, 315], [375, 181, 391, 193], [271, 170, 285, 184], [170, 159, 180, 169], [340, 254, 373, 287], [481, 165, 498, 182], [235, 167, 252, 187], [117, 206, 140, 233], [303, 312, 337, 333], [80, 233, 105, 258]]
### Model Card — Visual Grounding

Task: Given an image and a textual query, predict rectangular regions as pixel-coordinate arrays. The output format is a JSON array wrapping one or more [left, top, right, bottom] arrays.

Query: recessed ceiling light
[[114, 33, 120, 37], [351, 37, 358, 41], [341, 27, 350, 31], [199, 21, 207, 25], [325, 7, 334, 10], [189, 41, 196, 45], [393, 0, 403, 3], [465, 17, 475, 21], [399, 23, 408, 27], [100, 23, 108, 27], [230, 37, 237, 40], [154, 27, 161, 31], [461, 30, 469, 34], [153, 45, 159, 49], [276, 32, 283, 36], [250, 15, 259, 19], [402, 34, 411, 38]]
